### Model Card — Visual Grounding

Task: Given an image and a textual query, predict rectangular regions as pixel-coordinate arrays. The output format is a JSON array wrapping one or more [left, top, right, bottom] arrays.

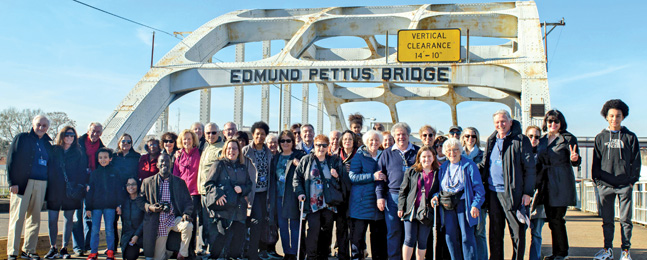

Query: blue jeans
[[90, 209, 116, 253], [384, 192, 403, 260], [474, 212, 488, 260], [403, 220, 431, 250], [48, 210, 74, 248], [529, 218, 545, 260], [277, 197, 300, 255], [444, 200, 476, 260], [72, 209, 85, 252]]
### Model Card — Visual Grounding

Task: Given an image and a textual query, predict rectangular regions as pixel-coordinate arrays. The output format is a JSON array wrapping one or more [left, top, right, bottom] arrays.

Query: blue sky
[[1, 0, 645, 140]]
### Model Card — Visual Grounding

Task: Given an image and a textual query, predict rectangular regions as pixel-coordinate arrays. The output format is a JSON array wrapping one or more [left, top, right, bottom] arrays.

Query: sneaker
[[44, 247, 58, 259], [73, 250, 84, 257], [259, 251, 271, 260], [59, 248, 70, 260], [106, 250, 115, 260], [85, 253, 98, 260], [620, 250, 632, 260], [21, 252, 41, 260], [594, 248, 613, 260], [8, 256, 19, 260]]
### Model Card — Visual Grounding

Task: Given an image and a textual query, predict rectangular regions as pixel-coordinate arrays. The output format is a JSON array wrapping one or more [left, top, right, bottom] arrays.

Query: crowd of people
[[5, 99, 641, 260]]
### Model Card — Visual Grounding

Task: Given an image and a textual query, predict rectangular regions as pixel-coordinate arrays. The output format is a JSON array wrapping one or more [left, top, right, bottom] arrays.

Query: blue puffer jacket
[[348, 146, 384, 221]]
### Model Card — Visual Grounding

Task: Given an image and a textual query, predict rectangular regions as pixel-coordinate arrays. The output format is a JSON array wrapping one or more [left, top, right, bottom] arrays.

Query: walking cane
[[297, 200, 305, 260], [432, 203, 437, 260]]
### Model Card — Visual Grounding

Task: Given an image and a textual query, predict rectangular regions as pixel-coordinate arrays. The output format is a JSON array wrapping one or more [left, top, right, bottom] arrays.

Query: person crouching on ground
[[138, 153, 194, 260]]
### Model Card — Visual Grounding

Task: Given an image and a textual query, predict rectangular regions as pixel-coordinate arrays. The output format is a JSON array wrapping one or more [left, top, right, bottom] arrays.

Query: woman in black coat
[[45, 126, 87, 259], [270, 130, 306, 260], [120, 178, 144, 260], [204, 139, 253, 259], [113, 133, 141, 186], [536, 110, 581, 259]]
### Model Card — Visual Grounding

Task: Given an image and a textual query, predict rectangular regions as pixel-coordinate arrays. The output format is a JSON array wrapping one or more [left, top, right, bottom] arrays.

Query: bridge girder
[[101, 1, 549, 148]]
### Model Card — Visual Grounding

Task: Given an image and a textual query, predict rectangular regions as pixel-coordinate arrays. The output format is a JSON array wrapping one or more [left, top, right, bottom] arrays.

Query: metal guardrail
[[576, 180, 647, 226], [0, 169, 8, 197]]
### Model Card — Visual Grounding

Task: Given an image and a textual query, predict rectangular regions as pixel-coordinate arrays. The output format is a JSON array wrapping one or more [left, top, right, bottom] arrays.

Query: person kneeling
[[138, 154, 194, 260]]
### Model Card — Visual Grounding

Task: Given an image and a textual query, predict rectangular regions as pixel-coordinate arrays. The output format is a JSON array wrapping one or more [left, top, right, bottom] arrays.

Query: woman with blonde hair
[[174, 129, 201, 257]]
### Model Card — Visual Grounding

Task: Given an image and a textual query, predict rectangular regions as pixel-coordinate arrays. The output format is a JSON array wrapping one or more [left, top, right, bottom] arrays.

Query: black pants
[[201, 196, 212, 250], [424, 215, 451, 260], [349, 218, 387, 260], [208, 218, 246, 259], [323, 206, 349, 260], [249, 192, 268, 260], [488, 191, 526, 260], [545, 206, 568, 257], [190, 195, 201, 257], [306, 209, 335, 260]]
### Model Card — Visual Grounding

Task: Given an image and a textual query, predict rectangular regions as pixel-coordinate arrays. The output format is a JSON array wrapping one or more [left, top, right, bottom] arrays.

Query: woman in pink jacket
[[173, 129, 201, 257]]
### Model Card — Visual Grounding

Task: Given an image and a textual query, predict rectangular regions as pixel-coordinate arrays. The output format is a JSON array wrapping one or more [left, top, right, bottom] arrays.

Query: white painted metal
[[282, 84, 292, 131], [261, 41, 271, 123], [199, 89, 211, 123], [234, 44, 245, 128], [302, 84, 309, 124], [100, 2, 550, 148]]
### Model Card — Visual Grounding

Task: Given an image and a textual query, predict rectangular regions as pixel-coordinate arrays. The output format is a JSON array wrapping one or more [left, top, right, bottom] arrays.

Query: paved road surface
[[1, 209, 646, 259]]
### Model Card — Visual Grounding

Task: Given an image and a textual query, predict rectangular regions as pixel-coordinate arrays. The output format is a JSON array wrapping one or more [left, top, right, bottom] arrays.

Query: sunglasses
[[163, 140, 175, 143], [293, 131, 300, 135], [121, 140, 132, 144], [126, 183, 138, 187], [421, 134, 434, 138], [149, 143, 159, 147], [205, 131, 218, 135], [449, 131, 461, 135], [314, 143, 329, 148], [463, 134, 477, 139], [434, 142, 444, 148], [64, 132, 76, 137], [547, 119, 561, 124], [279, 139, 293, 143], [527, 135, 539, 139]]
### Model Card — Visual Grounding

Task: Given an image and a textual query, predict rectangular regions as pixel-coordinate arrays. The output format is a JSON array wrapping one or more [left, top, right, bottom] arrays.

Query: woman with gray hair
[[431, 138, 485, 260], [460, 127, 487, 259], [348, 130, 388, 260]]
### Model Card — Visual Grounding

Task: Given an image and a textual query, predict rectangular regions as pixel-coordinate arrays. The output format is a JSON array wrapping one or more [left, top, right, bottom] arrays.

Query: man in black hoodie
[[592, 99, 641, 260], [479, 110, 535, 260]]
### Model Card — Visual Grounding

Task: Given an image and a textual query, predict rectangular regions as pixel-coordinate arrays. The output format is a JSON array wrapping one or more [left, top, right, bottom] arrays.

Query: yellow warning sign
[[397, 29, 461, 62]]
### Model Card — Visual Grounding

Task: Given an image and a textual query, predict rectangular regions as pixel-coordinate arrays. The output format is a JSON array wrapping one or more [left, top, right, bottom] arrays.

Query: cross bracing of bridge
[[101, 1, 550, 148]]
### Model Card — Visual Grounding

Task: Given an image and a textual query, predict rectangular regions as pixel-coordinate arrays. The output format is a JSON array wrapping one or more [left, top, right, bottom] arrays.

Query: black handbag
[[206, 162, 239, 211], [315, 159, 344, 206], [61, 161, 86, 200], [415, 184, 433, 226], [439, 190, 463, 211]]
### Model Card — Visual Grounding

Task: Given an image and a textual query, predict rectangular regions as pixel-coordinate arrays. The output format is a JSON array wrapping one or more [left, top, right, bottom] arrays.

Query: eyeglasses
[[64, 132, 76, 137], [434, 142, 444, 148], [547, 119, 561, 125], [126, 183, 138, 187], [279, 139, 292, 144], [527, 135, 539, 139], [163, 140, 175, 143], [205, 131, 218, 135], [121, 140, 132, 144], [463, 135, 477, 139], [314, 143, 329, 148], [449, 131, 461, 135], [421, 134, 434, 138]]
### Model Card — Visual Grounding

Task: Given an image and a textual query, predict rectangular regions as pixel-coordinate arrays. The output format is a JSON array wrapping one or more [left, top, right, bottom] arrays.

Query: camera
[[159, 201, 171, 213]]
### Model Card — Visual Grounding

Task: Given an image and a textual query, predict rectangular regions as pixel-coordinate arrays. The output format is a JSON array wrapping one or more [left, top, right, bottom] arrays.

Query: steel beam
[[302, 83, 309, 124], [261, 41, 271, 123], [100, 2, 550, 147]]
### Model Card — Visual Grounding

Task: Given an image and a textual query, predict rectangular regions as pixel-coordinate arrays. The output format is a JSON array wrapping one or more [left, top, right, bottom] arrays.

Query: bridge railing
[[576, 179, 647, 226]]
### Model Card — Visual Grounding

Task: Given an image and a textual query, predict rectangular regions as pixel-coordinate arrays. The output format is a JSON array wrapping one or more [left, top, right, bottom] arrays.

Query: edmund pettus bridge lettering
[[229, 67, 451, 84]]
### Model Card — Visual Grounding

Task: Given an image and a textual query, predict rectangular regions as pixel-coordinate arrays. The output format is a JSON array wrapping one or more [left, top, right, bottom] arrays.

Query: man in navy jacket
[[6, 115, 54, 260]]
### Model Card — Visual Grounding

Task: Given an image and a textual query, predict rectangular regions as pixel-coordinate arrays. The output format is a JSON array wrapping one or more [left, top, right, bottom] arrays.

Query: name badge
[[402, 166, 409, 172], [316, 183, 323, 190], [494, 159, 503, 166], [38, 159, 47, 166], [259, 176, 267, 182], [279, 175, 286, 182]]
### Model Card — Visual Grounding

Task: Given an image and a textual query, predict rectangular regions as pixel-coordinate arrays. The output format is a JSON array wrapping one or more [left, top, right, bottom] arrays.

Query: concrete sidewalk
[[1, 209, 646, 259]]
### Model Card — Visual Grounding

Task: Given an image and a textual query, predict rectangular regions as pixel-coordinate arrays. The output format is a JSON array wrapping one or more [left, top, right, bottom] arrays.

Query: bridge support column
[[302, 84, 309, 124], [282, 84, 292, 130], [200, 89, 211, 123], [156, 107, 169, 134], [234, 44, 245, 127], [317, 85, 324, 135], [261, 41, 271, 123]]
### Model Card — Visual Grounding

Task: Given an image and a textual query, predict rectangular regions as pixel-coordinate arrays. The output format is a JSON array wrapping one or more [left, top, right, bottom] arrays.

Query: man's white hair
[[492, 109, 512, 121], [87, 122, 103, 132], [32, 115, 50, 125]]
